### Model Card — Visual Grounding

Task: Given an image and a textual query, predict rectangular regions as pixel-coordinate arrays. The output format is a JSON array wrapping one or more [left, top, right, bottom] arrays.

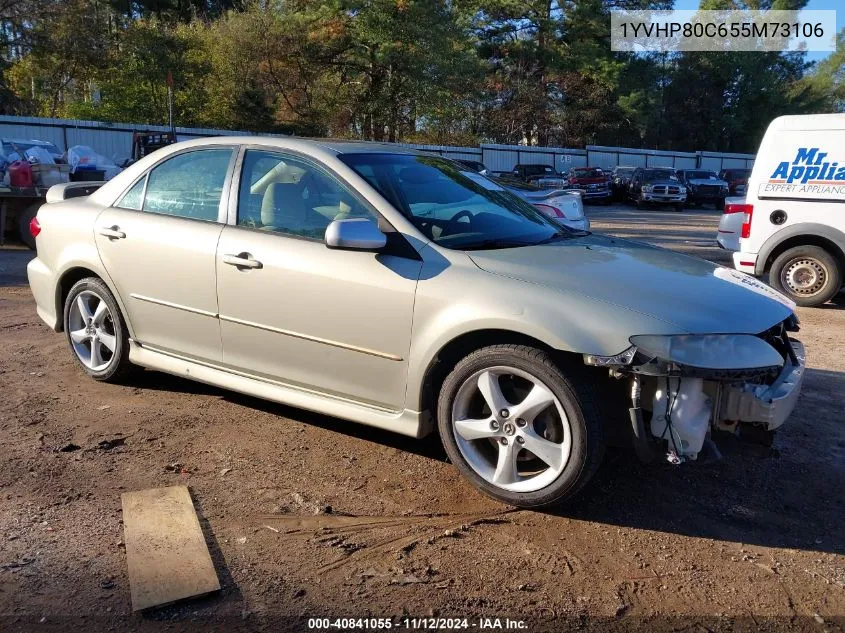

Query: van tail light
[[533, 203, 566, 219], [724, 202, 754, 239], [29, 216, 41, 239]]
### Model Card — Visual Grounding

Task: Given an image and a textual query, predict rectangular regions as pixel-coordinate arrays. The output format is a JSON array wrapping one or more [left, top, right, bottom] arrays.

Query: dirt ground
[[0, 206, 843, 632]]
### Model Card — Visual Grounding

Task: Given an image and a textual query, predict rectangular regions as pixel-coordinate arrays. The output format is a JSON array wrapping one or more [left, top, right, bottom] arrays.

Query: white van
[[717, 114, 845, 307]]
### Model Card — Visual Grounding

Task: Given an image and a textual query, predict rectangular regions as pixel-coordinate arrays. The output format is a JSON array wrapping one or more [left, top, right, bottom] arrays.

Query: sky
[[671, 0, 841, 62]]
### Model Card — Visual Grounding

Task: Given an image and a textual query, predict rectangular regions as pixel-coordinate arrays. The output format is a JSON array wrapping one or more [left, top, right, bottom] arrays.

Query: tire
[[437, 345, 605, 508], [674, 204, 684, 212], [714, 199, 725, 210], [63, 277, 134, 382], [17, 203, 39, 250], [769, 245, 842, 307]]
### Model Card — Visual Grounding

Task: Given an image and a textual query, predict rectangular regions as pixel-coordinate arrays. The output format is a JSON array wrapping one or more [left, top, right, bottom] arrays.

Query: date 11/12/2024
[[307, 617, 528, 630]]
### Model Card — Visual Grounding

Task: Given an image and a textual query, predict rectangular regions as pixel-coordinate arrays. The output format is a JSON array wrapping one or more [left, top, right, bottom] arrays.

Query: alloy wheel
[[451, 366, 572, 493], [68, 290, 117, 371]]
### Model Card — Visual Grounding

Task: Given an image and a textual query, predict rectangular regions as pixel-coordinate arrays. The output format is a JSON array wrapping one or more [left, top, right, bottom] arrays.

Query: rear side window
[[117, 177, 146, 211], [132, 149, 233, 221]]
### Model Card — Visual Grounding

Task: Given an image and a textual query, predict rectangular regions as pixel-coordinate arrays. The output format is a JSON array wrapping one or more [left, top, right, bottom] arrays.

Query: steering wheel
[[442, 210, 474, 237]]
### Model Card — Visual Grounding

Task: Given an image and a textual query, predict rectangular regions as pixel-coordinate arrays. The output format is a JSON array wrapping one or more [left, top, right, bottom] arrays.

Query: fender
[[755, 222, 845, 276], [52, 255, 136, 338]]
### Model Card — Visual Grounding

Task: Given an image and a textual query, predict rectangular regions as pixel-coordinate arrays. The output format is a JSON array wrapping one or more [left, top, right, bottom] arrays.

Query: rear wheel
[[769, 245, 842, 307], [437, 345, 604, 508], [63, 277, 134, 382]]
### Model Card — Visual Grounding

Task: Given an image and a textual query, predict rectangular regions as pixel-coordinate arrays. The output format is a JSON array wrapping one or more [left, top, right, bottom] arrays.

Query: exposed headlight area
[[628, 333, 784, 375], [582, 318, 804, 465]]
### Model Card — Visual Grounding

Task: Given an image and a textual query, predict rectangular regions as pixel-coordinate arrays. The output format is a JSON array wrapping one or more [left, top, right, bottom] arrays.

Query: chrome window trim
[[111, 145, 238, 224]]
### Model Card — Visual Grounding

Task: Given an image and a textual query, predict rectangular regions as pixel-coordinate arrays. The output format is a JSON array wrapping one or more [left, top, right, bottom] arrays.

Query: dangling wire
[[661, 374, 682, 457]]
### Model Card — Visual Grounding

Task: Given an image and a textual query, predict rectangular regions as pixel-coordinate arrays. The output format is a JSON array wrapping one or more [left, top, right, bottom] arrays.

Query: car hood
[[468, 234, 793, 335], [570, 177, 606, 184], [688, 178, 728, 186], [643, 179, 681, 187]]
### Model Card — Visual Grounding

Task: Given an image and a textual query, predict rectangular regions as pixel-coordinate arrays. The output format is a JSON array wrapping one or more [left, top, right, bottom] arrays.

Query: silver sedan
[[28, 138, 804, 508]]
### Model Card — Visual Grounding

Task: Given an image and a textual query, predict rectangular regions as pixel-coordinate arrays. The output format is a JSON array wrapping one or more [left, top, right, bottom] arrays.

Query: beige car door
[[95, 147, 236, 362], [215, 149, 422, 411]]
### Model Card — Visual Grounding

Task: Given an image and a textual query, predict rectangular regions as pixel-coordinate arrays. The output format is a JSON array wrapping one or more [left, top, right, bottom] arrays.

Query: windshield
[[340, 153, 578, 250], [523, 165, 554, 175], [642, 169, 677, 180], [685, 170, 718, 180], [614, 167, 635, 176], [572, 168, 605, 178]]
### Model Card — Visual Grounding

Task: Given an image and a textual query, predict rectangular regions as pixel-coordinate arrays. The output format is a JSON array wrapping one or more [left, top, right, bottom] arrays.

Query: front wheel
[[769, 245, 842, 307], [63, 277, 134, 382], [437, 345, 604, 508]]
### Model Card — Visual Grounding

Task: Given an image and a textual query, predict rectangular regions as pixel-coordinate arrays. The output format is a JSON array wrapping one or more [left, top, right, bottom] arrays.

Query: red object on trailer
[[8, 161, 34, 188]]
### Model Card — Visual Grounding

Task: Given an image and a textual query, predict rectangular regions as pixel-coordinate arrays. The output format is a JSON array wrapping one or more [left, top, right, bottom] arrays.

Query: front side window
[[237, 150, 377, 240], [139, 149, 233, 221], [340, 153, 579, 250]]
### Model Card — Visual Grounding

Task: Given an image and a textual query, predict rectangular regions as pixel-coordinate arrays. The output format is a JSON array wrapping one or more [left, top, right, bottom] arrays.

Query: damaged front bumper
[[584, 321, 805, 462], [718, 339, 805, 431]]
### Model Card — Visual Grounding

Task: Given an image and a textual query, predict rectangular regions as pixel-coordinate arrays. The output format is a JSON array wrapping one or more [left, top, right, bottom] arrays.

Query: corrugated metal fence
[[0, 115, 755, 172]]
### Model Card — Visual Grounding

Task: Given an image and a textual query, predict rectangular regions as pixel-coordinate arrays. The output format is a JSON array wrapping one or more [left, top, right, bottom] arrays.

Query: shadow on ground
[[130, 364, 844, 557]]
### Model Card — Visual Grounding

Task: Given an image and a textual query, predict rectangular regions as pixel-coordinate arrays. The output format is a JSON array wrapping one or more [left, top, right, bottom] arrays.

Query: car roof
[[166, 136, 424, 157]]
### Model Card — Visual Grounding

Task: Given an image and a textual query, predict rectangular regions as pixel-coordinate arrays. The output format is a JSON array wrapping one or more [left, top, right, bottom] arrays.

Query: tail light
[[724, 202, 754, 239], [533, 203, 565, 219], [29, 216, 41, 239]]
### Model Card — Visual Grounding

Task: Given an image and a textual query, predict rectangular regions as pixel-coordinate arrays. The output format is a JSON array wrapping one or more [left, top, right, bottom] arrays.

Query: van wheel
[[437, 345, 605, 508], [769, 245, 842, 307], [63, 277, 134, 382]]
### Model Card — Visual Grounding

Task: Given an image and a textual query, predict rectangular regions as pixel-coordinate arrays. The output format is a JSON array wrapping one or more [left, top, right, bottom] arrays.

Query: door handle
[[222, 253, 263, 269], [99, 226, 126, 239]]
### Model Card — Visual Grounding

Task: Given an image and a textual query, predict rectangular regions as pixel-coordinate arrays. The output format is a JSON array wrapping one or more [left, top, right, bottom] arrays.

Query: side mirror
[[325, 218, 387, 251]]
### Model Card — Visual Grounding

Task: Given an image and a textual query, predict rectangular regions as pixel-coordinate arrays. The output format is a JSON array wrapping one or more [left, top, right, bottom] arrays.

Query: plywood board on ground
[[122, 485, 220, 611]]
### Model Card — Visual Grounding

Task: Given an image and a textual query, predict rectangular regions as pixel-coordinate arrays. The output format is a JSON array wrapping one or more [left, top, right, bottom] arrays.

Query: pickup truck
[[566, 167, 612, 204], [509, 164, 568, 189]]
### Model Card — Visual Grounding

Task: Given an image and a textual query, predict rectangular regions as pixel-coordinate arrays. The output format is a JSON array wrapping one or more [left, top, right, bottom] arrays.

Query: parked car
[[565, 167, 612, 204], [28, 137, 804, 508], [627, 167, 686, 210], [676, 169, 729, 209], [719, 168, 751, 196], [454, 159, 491, 176], [510, 164, 568, 188], [492, 178, 589, 232], [717, 113, 845, 307], [610, 166, 637, 201]]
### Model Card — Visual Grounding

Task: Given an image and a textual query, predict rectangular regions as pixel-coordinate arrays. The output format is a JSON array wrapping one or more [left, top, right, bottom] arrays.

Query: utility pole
[[167, 70, 174, 131]]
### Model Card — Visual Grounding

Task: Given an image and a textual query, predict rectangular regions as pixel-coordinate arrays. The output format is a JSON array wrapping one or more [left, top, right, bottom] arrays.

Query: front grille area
[[697, 184, 720, 195], [653, 185, 680, 194]]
